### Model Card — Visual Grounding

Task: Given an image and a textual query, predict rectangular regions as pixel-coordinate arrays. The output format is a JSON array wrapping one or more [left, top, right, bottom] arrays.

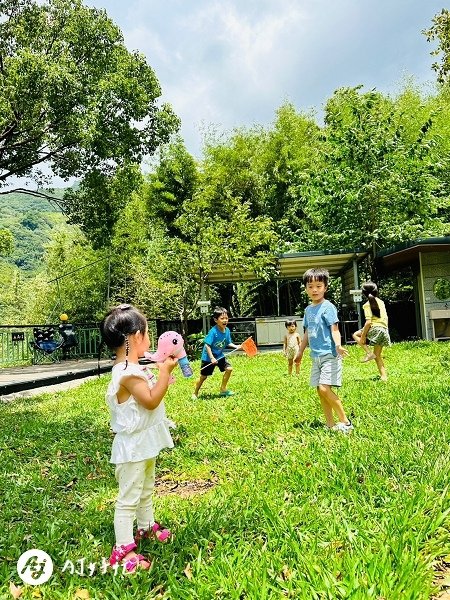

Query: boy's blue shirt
[[201, 325, 232, 362], [303, 299, 339, 358]]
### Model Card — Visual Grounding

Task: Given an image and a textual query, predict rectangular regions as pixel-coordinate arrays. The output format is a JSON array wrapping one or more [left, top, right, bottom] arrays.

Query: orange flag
[[240, 337, 258, 357]]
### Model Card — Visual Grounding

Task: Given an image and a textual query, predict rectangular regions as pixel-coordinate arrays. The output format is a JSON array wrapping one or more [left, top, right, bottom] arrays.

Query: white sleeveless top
[[285, 331, 300, 359], [106, 362, 175, 464]]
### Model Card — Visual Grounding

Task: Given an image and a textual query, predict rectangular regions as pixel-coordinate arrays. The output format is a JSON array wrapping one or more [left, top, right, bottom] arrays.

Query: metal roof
[[375, 236, 450, 271], [205, 249, 369, 283]]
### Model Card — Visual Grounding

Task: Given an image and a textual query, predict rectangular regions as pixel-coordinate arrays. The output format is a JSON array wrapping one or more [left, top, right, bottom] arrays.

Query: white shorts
[[310, 353, 342, 387]]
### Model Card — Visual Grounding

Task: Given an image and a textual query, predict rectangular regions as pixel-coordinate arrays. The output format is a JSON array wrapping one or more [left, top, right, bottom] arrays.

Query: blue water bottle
[[178, 355, 193, 378]]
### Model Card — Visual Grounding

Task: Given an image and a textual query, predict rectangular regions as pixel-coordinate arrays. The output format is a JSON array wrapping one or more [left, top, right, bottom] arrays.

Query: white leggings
[[114, 458, 156, 546]]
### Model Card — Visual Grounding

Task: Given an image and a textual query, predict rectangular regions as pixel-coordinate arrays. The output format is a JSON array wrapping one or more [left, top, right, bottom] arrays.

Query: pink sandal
[[135, 522, 171, 544], [109, 542, 151, 573]]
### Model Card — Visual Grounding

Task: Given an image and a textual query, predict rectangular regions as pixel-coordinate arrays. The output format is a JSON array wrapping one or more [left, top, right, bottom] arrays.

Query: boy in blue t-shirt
[[296, 268, 353, 433], [192, 307, 241, 400]]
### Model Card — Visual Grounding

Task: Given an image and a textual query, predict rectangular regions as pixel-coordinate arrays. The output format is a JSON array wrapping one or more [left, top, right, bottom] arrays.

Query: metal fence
[[0, 321, 159, 367], [0, 317, 260, 367], [227, 319, 256, 344], [0, 324, 100, 366]]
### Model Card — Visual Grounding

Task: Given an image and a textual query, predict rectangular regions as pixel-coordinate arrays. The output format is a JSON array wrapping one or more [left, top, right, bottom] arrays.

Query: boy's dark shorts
[[201, 356, 231, 376]]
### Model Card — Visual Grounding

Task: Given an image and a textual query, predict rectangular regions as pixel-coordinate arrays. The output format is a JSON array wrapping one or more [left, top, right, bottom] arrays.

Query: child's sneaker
[[191, 393, 198, 400], [332, 420, 354, 433], [109, 542, 150, 573], [219, 390, 235, 397]]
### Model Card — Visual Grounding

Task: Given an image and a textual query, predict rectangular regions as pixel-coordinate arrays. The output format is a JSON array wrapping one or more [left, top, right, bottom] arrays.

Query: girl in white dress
[[283, 320, 302, 375], [100, 304, 177, 573]]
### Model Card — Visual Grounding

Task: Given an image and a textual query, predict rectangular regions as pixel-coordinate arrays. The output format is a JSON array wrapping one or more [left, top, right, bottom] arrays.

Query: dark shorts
[[200, 356, 231, 377]]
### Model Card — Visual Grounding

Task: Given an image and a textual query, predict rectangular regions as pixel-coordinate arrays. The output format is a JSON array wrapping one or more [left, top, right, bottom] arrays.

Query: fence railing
[[0, 321, 159, 367], [227, 319, 257, 344], [0, 318, 261, 367], [0, 327, 33, 365], [0, 324, 102, 366]]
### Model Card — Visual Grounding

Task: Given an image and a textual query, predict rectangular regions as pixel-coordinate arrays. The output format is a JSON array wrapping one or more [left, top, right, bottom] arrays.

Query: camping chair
[[30, 327, 64, 364]]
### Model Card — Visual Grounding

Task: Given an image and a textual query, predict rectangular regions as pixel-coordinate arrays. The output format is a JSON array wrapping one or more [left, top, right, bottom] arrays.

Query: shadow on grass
[[293, 409, 358, 430], [293, 418, 325, 429], [193, 392, 227, 401]]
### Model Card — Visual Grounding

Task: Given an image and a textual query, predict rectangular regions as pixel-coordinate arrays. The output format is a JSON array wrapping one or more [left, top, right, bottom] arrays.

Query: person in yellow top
[[352, 281, 391, 381]]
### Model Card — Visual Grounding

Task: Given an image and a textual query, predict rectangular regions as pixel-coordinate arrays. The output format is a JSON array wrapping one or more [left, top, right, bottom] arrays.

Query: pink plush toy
[[145, 331, 193, 381]]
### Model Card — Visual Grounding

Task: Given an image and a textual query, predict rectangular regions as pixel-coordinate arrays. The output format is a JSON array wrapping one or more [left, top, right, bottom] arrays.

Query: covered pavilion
[[375, 236, 450, 341], [200, 248, 369, 342], [202, 236, 450, 342]]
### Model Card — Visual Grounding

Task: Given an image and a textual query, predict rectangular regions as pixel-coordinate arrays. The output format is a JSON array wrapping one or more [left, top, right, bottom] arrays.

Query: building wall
[[341, 267, 357, 306], [341, 263, 362, 329], [420, 251, 450, 340]]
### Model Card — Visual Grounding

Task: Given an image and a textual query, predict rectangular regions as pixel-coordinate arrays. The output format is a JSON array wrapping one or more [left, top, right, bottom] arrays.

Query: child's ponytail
[[99, 304, 147, 370], [367, 294, 380, 318], [362, 281, 381, 318]]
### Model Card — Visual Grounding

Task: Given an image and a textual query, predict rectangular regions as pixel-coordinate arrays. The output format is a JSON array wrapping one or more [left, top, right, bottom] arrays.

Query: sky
[[83, 0, 445, 158]]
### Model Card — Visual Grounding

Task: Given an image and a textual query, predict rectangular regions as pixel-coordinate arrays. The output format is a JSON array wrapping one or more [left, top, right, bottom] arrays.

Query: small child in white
[[100, 304, 177, 573], [283, 320, 302, 375]]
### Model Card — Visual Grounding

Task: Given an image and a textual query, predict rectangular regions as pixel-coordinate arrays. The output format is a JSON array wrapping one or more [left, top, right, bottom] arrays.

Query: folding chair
[[30, 327, 64, 364]]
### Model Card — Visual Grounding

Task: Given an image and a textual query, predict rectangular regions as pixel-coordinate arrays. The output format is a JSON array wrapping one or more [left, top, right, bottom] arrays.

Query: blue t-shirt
[[303, 300, 339, 358], [201, 326, 232, 362]]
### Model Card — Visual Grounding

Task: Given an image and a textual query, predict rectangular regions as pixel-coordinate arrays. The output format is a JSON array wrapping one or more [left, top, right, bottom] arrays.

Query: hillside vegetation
[[0, 192, 65, 272]]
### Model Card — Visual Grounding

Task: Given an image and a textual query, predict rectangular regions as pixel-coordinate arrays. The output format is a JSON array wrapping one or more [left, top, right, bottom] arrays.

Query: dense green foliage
[[0, 0, 179, 246], [0, 192, 64, 271], [0, 192, 68, 323], [195, 88, 450, 257], [0, 344, 449, 598], [0, 227, 13, 257], [423, 8, 450, 84], [2, 82, 450, 324], [306, 86, 447, 252]]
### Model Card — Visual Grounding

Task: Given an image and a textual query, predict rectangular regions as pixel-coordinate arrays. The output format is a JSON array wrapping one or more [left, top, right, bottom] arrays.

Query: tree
[[142, 187, 279, 334], [62, 163, 144, 247], [302, 86, 446, 257], [201, 126, 267, 220], [0, 228, 13, 256], [194, 105, 321, 250], [423, 9, 450, 84], [145, 138, 198, 237], [40, 228, 110, 321], [0, 0, 179, 245], [0, 261, 24, 323], [258, 103, 320, 248]]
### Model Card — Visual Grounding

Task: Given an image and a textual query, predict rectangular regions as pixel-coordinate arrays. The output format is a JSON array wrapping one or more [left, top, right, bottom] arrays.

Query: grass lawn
[[0, 342, 449, 599]]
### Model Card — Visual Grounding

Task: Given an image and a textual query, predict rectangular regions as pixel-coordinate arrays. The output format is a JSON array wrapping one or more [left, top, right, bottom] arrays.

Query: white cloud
[[83, 0, 446, 157]]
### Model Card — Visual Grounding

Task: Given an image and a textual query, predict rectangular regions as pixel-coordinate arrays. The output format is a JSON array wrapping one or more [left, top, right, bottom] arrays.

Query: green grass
[[1, 342, 449, 599]]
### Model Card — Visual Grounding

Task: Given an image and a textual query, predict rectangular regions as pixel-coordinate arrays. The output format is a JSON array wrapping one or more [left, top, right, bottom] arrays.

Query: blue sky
[[82, 0, 445, 158]]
